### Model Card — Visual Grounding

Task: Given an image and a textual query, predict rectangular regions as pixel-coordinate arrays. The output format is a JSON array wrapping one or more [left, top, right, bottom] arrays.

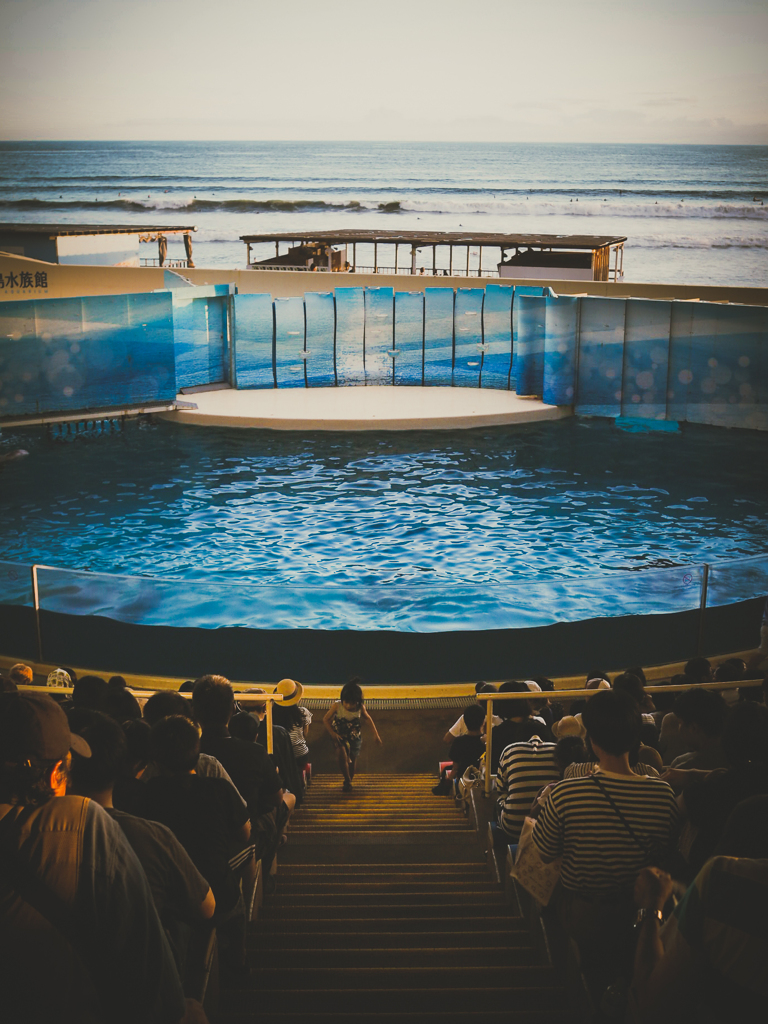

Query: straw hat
[[275, 678, 304, 706], [551, 715, 587, 739]]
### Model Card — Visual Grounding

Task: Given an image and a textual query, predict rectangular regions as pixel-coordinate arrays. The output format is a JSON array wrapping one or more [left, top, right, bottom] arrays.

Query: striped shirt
[[532, 770, 679, 894], [565, 761, 661, 780], [496, 737, 559, 840]]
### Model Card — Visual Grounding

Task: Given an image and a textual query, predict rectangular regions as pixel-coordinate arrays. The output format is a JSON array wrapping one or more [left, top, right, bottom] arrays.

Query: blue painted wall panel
[[621, 298, 672, 421], [681, 303, 768, 431], [667, 301, 697, 423], [394, 291, 424, 386], [515, 295, 547, 396], [173, 295, 227, 390], [0, 293, 175, 416], [480, 283, 513, 390], [575, 297, 626, 417], [511, 286, 545, 387], [274, 295, 306, 388], [334, 287, 365, 385], [232, 293, 274, 389], [304, 291, 336, 387], [423, 287, 454, 387], [453, 288, 484, 388], [542, 295, 579, 406], [364, 287, 395, 385]]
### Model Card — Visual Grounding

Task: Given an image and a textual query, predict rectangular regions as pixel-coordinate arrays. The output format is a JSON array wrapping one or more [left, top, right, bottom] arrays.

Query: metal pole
[[352, 241, 356, 272], [484, 698, 493, 798], [432, 245, 436, 274], [697, 564, 710, 656], [394, 244, 398, 275], [265, 698, 274, 755], [449, 245, 453, 276], [478, 246, 483, 277], [374, 242, 378, 274], [31, 564, 43, 663], [466, 246, 470, 276], [275, 241, 279, 259]]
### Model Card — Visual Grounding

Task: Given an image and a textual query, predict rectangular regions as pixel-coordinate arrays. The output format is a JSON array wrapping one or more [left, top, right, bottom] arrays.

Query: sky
[[0, 0, 766, 143]]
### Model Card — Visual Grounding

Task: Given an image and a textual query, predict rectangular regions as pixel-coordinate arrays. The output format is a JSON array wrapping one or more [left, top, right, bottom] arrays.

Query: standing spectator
[[432, 705, 485, 795]]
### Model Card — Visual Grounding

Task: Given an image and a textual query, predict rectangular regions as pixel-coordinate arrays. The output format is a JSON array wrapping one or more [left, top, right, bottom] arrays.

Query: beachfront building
[[0, 223, 197, 268]]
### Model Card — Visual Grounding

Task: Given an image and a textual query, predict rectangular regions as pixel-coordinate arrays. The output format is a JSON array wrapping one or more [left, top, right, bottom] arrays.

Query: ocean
[[0, 140, 766, 285]]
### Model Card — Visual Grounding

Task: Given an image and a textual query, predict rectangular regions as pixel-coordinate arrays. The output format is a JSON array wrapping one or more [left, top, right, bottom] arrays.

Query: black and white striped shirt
[[532, 770, 679, 894], [496, 736, 559, 840]]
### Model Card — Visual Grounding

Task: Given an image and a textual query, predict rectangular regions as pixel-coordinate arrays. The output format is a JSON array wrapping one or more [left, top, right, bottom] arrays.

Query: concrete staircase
[[222, 773, 570, 1023]]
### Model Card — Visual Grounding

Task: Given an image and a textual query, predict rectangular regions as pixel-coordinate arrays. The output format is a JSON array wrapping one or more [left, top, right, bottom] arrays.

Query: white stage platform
[[162, 386, 571, 431]]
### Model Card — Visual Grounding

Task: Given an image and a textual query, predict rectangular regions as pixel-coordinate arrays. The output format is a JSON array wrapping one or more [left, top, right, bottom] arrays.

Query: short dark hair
[[340, 679, 364, 707], [149, 716, 200, 773], [122, 719, 151, 774], [684, 657, 712, 683], [714, 658, 746, 683], [612, 672, 646, 707], [143, 690, 192, 727], [192, 675, 234, 728], [625, 666, 647, 685], [72, 675, 108, 710], [555, 736, 587, 772], [102, 687, 141, 724], [581, 689, 641, 756], [722, 702, 768, 769], [230, 711, 259, 743], [67, 709, 127, 794], [532, 676, 555, 692], [497, 680, 530, 719], [462, 705, 485, 731], [475, 681, 495, 694], [673, 688, 727, 737]]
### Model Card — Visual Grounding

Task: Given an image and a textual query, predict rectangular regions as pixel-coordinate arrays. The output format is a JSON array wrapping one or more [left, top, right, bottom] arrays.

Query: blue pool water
[[0, 417, 766, 631]]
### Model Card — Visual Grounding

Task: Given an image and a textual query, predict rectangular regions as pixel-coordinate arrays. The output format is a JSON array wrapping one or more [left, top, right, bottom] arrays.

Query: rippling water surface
[[1, 418, 766, 589]]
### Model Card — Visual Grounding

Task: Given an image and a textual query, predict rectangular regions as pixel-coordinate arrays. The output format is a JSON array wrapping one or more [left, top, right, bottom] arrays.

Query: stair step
[[272, 882, 499, 894], [225, 1013, 566, 1024], [259, 905, 521, 922], [265, 891, 502, 907], [249, 946, 540, 967], [252, 917, 528, 933], [223, 986, 566, 1014]]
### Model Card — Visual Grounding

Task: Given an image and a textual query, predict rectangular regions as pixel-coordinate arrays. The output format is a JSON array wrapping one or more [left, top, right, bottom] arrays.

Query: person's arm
[[631, 868, 698, 1023], [199, 888, 216, 921], [361, 705, 383, 745], [323, 704, 341, 744], [531, 789, 563, 865]]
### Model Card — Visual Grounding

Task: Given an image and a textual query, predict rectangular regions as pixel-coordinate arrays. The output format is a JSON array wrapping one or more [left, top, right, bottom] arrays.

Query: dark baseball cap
[[0, 691, 91, 764]]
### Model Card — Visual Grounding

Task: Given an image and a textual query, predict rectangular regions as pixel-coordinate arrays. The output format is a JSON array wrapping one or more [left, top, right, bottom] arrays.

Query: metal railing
[[476, 677, 765, 797], [140, 258, 190, 268]]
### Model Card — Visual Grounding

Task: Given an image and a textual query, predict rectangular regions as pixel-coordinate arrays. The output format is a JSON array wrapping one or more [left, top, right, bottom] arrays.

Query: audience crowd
[[1, 650, 766, 1023]]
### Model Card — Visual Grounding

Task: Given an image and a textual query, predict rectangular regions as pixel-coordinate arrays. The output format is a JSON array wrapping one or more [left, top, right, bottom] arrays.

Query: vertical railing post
[[265, 697, 274, 755], [697, 563, 710, 656], [484, 698, 493, 798], [31, 564, 43, 664]]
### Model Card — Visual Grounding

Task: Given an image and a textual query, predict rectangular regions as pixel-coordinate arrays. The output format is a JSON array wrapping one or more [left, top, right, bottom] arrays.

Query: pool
[[1, 416, 766, 634]]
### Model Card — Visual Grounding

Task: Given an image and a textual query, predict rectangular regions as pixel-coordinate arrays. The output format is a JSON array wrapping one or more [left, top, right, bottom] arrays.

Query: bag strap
[[589, 774, 654, 856]]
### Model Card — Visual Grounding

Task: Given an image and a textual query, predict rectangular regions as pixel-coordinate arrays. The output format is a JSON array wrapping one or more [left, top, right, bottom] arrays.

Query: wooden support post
[[478, 245, 483, 277], [466, 245, 470, 276], [394, 244, 398, 275], [449, 245, 453, 275], [374, 242, 378, 273], [433, 245, 436, 274], [411, 245, 416, 274], [352, 241, 356, 272], [275, 241, 279, 258]]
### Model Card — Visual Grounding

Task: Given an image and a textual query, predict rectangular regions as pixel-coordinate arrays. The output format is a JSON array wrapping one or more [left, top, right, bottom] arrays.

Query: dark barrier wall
[[2, 597, 760, 685]]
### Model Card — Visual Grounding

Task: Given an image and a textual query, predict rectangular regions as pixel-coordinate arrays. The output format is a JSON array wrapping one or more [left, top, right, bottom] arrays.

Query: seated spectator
[[684, 657, 712, 684], [532, 676, 563, 725], [8, 662, 33, 688], [46, 667, 72, 690], [193, 675, 289, 872], [271, 681, 313, 772], [433, 705, 485, 795], [565, 735, 663, 779], [443, 682, 500, 743], [668, 689, 729, 772], [103, 683, 142, 723], [0, 691, 195, 1024], [666, 701, 768, 879], [714, 657, 747, 705], [143, 690, 246, 799], [631, 857, 767, 1022], [490, 681, 552, 773], [67, 709, 215, 974], [113, 718, 152, 814], [243, 689, 303, 808], [532, 689, 679, 988], [493, 725, 560, 841], [613, 672, 656, 723], [72, 673, 108, 710], [529, 735, 589, 821], [142, 715, 255, 980]]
